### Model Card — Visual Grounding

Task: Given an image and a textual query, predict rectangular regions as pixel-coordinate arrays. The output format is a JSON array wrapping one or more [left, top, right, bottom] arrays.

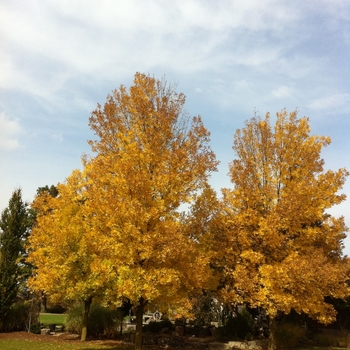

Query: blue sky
[[1, 0, 349, 254]]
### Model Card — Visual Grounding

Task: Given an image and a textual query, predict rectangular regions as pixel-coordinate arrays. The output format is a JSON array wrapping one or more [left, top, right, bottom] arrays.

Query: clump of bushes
[[66, 303, 123, 338], [143, 319, 174, 333], [275, 321, 306, 348], [2, 301, 31, 332], [217, 309, 254, 340], [313, 330, 350, 347], [46, 304, 66, 314]]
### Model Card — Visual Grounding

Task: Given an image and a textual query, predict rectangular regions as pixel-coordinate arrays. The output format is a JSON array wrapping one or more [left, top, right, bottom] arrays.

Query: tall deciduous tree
[[28, 172, 115, 341], [0, 188, 33, 331], [216, 110, 349, 350], [85, 72, 218, 349]]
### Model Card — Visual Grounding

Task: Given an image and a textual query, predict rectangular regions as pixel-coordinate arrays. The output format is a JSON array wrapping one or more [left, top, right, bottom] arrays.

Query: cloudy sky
[[1, 0, 349, 254]]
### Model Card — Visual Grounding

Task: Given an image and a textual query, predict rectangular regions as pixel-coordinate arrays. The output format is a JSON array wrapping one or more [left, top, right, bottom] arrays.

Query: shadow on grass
[[0, 339, 132, 350]]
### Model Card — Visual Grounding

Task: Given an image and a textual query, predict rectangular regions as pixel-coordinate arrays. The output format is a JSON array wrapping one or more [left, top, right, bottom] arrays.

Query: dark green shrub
[[2, 301, 30, 332], [313, 330, 350, 347], [30, 323, 41, 334], [313, 333, 334, 347], [234, 309, 254, 340], [217, 309, 254, 340], [47, 304, 66, 313], [215, 326, 227, 340], [143, 319, 174, 333], [66, 303, 123, 338], [275, 321, 305, 348]]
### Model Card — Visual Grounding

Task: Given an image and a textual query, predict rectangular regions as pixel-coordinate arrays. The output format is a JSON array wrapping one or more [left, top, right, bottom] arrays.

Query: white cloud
[[0, 112, 22, 150], [308, 93, 350, 112], [271, 86, 295, 98], [0, 0, 304, 85]]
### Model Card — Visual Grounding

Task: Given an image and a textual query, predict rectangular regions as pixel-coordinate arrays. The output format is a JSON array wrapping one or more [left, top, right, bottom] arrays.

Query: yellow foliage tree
[[83, 73, 218, 349], [27, 170, 116, 341], [215, 110, 349, 350]]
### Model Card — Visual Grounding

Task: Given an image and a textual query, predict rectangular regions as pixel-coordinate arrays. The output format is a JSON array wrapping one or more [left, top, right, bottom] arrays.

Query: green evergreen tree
[[36, 184, 59, 198], [0, 188, 33, 330]]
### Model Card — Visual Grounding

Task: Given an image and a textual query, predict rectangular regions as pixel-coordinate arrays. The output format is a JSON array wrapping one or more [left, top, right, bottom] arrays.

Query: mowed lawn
[[0, 339, 130, 350], [0, 314, 131, 350], [0, 339, 343, 350], [39, 313, 67, 326]]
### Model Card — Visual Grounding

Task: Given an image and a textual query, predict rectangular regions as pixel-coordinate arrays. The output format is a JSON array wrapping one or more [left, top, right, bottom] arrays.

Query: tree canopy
[[213, 110, 349, 349], [28, 173, 115, 340], [28, 73, 218, 347]]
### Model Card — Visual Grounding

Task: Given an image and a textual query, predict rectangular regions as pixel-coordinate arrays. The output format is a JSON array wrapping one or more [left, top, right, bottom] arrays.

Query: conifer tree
[[0, 188, 32, 331]]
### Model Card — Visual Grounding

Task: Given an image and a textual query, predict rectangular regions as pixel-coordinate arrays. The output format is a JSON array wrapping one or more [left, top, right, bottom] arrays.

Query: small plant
[[30, 323, 41, 334]]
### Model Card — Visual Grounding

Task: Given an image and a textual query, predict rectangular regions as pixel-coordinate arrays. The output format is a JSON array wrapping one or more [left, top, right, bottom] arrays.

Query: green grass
[[0, 341, 345, 350], [0, 339, 130, 350], [39, 313, 67, 326]]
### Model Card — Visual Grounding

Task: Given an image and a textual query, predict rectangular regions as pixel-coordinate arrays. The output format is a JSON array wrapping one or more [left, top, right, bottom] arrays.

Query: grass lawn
[[0, 339, 129, 350], [39, 313, 67, 326], [297, 348, 341, 350], [0, 341, 345, 350]]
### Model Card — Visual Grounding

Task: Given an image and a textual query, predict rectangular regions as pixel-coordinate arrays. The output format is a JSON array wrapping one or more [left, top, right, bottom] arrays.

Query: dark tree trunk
[[268, 316, 277, 350], [41, 293, 47, 313], [135, 297, 145, 350], [81, 297, 92, 341]]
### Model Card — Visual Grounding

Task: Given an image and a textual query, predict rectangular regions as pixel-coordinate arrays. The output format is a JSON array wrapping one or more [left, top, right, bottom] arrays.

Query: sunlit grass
[[39, 313, 67, 327]]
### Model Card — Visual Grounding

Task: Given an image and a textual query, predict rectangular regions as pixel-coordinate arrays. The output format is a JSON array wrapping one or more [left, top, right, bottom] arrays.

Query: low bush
[[313, 330, 350, 347], [275, 321, 306, 348], [30, 322, 41, 334], [2, 301, 31, 332], [46, 304, 66, 314], [66, 306, 82, 334], [143, 319, 174, 333], [217, 309, 254, 340], [66, 303, 123, 338]]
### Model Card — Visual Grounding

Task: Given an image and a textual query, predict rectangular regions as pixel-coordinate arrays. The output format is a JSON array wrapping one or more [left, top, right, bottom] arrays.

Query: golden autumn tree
[[215, 110, 349, 350], [27, 170, 116, 341], [84, 72, 218, 349]]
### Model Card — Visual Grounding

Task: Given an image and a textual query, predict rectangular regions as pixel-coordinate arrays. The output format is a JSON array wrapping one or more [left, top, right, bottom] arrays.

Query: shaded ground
[[0, 332, 212, 350], [0, 331, 130, 346]]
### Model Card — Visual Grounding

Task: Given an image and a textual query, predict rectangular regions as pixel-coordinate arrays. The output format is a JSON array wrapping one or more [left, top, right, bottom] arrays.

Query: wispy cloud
[[0, 0, 349, 253], [271, 86, 295, 99], [308, 93, 350, 113], [0, 112, 22, 150]]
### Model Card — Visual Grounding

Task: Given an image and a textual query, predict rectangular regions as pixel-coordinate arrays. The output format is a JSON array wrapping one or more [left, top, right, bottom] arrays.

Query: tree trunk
[[81, 297, 92, 341], [135, 297, 145, 350], [267, 316, 277, 350]]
